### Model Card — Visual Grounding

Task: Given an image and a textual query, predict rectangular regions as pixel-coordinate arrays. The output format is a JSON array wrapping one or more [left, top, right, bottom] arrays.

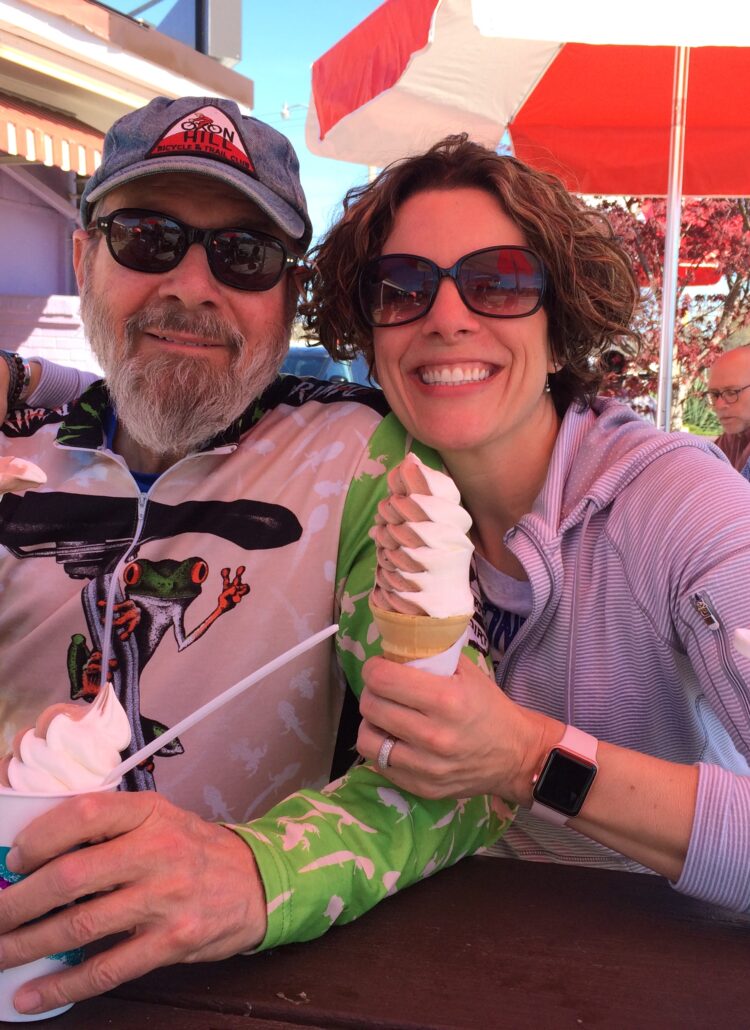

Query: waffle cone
[[369, 597, 472, 663]]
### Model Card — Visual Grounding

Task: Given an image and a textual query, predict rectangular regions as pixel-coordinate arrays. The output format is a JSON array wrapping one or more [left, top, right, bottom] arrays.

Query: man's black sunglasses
[[359, 246, 546, 327], [94, 208, 298, 292]]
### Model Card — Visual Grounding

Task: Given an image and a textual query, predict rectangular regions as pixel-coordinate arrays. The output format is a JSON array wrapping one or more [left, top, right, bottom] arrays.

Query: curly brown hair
[[300, 134, 641, 412]]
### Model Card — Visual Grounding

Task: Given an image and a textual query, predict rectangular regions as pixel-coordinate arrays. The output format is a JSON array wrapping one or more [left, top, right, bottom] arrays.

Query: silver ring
[[377, 734, 397, 772]]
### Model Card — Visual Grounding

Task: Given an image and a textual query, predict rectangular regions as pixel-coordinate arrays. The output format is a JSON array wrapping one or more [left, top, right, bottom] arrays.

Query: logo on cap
[[147, 105, 255, 176]]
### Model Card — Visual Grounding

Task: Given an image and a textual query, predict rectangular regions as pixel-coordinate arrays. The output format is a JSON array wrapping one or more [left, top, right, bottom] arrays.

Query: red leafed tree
[[591, 197, 750, 423]]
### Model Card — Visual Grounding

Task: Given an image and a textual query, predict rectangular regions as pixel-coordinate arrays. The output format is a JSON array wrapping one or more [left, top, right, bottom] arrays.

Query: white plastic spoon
[[103, 623, 338, 785]]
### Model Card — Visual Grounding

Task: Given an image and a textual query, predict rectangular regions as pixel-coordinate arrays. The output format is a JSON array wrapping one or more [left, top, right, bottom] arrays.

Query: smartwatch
[[530, 725, 598, 826]]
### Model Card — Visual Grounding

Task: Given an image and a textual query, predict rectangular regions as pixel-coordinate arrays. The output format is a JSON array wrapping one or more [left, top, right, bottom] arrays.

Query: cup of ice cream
[[0, 684, 130, 1022], [0, 782, 121, 1023]]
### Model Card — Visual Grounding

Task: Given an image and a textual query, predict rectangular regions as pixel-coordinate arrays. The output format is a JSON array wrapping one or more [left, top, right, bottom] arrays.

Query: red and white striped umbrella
[[305, 0, 750, 428], [306, 0, 750, 196]]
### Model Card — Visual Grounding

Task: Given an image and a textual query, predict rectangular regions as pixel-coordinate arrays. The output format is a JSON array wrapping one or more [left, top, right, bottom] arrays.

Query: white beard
[[80, 284, 290, 460]]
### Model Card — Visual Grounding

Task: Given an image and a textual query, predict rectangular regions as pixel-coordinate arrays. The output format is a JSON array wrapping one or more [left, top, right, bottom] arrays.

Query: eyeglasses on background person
[[702, 384, 750, 405], [358, 246, 546, 328], [93, 209, 298, 291]]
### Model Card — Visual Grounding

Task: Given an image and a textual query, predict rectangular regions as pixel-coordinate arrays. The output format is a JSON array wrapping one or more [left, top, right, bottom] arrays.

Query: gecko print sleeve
[[230, 413, 513, 950], [232, 766, 505, 950]]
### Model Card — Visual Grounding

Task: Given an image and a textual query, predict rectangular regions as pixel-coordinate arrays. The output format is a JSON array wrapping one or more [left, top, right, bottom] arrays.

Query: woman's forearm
[[564, 740, 699, 882]]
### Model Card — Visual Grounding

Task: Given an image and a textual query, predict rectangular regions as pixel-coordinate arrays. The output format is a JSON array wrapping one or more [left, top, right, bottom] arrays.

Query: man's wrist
[[221, 824, 269, 952]]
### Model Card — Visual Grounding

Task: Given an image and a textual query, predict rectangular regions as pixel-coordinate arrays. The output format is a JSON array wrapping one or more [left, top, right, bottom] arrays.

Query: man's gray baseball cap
[[80, 96, 312, 249]]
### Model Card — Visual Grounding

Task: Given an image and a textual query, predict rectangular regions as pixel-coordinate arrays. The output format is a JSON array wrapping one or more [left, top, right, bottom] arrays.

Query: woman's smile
[[417, 362, 496, 387], [372, 187, 556, 459]]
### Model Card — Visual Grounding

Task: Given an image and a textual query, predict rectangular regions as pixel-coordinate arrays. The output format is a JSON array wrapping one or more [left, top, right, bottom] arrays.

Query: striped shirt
[[477, 399, 750, 911]]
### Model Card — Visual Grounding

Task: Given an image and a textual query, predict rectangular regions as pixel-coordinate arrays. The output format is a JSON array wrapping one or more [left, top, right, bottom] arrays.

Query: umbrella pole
[[655, 46, 690, 432]]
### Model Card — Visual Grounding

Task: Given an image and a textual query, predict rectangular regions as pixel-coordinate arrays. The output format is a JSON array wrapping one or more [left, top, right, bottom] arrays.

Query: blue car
[[281, 344, 375, 387]]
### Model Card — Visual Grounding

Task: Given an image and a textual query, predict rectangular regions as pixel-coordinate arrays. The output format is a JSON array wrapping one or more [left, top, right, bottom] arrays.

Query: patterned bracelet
[[3, 351, 30, 408], [1, 349, 19, 411], [16, 353, 31, 401]]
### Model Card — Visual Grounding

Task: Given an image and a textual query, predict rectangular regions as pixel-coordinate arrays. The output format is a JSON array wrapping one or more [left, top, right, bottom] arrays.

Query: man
[[0, 97, 502, 1018], [706, 345, 750, 477]]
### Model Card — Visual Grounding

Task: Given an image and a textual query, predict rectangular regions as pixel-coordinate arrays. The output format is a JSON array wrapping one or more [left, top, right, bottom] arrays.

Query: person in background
[[301, 135, 750, 915], [0, 104, 504, 1018], [705, 345, 750, 480]]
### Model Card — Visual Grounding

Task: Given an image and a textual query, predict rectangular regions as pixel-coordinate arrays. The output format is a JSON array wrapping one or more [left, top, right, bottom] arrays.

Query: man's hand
[[0, 791, 268, 1016]]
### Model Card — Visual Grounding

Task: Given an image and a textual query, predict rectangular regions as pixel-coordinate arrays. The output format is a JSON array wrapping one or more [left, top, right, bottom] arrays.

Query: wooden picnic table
[[41, 855, 750, 1028]]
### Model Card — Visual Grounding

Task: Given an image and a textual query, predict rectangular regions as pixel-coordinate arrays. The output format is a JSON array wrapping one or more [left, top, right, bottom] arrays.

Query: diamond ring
[[377, 734, 397, 772]]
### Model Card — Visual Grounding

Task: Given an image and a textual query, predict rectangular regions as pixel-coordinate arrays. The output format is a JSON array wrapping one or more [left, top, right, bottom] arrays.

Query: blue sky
[[104, 0, 384, 241], [240, 1, 383, 241]]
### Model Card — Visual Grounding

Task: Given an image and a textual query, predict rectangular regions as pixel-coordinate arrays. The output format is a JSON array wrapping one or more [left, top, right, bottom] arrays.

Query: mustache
[[124, 304, 246, 353]]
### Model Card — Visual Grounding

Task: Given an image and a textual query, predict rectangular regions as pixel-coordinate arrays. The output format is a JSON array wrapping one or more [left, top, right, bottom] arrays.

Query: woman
[[302, 135, 750, 912]]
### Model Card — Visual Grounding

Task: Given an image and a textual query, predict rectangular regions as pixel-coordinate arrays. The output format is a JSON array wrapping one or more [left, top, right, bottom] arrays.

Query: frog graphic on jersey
[[67, 557, 249, 789], [0, 486, 303, 791]]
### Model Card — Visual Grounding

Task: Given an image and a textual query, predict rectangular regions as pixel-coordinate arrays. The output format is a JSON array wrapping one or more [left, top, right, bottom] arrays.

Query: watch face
[[532, 748, 597, 817]]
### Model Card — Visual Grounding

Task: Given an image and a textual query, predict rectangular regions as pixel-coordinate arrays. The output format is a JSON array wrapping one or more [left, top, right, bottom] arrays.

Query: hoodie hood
[[539, 397, 725, 533]]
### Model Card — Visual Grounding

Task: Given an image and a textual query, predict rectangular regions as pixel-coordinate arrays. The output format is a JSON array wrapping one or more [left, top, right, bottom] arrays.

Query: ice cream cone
[[369, 597, 472, 664]]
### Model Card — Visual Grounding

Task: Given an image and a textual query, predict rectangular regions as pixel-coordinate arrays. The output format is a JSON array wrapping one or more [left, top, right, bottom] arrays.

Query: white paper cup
[[0, 781, 119, 1022]]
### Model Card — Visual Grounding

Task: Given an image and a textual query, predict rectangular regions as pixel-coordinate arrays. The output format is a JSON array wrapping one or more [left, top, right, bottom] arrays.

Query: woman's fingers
[[358, 655, 542, 803]]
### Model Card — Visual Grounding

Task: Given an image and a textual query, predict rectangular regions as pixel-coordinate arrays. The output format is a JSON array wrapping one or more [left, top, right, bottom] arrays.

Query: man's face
[[707, 350, 750, 435], [73, 173, 298, 457]]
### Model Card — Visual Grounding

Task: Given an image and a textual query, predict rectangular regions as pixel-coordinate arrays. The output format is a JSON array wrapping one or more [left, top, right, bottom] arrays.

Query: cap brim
[[82, 157, 310, 247]]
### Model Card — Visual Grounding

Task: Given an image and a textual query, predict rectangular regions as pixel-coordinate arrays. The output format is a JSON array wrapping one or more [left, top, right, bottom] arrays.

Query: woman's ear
[[291, 263, 312, 298]]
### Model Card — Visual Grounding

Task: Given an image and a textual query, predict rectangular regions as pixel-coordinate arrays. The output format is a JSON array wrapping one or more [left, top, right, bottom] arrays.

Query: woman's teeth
[[420, 366, 491, 386]]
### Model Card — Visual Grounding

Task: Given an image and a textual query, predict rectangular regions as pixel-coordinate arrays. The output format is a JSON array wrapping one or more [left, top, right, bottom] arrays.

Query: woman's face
[[371, 187, 557, 458]]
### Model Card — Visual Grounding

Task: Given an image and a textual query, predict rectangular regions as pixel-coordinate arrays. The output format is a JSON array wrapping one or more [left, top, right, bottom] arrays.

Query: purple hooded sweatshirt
[[483, 398, 750, 913]]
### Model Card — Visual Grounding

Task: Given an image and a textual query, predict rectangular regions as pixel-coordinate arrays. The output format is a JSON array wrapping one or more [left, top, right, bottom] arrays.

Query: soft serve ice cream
[[1, 684, 131, 794], [369, 454, 474, 665], [370, 453, 474, 618], [0, 456, 46, 494]]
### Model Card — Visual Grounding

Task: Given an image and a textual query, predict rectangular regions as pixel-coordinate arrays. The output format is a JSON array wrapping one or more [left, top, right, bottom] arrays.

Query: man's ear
[[72, 228, 91, 292]]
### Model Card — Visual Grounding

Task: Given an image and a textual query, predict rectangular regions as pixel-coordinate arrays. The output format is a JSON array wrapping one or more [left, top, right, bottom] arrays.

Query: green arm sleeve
[[228, 414, 514, 949], [232, 764, 508, 950]]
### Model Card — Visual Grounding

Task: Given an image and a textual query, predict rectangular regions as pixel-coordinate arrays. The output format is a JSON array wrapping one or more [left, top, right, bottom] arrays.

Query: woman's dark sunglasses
[[94, 208, 298, 292], [359, 246, 546, 327]]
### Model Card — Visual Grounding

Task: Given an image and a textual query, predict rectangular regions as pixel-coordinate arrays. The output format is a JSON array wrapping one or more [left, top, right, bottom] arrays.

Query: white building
[[0, 0, 249, 373]]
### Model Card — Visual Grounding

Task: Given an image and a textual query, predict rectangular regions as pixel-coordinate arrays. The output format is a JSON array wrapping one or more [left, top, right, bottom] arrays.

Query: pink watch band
[[530, 725, 598, 827]]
